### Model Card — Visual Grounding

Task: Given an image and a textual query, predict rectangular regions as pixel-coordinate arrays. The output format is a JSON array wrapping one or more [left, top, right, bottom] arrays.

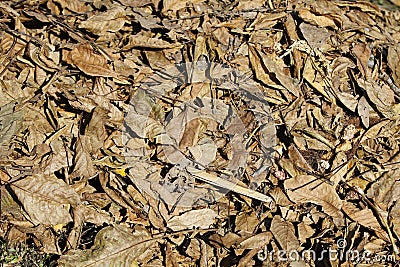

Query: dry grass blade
[[186, 167, 275, 204]]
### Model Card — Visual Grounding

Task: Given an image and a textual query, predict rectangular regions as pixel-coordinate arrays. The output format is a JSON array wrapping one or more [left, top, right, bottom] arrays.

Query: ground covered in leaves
[[1, 0, 400, 266]]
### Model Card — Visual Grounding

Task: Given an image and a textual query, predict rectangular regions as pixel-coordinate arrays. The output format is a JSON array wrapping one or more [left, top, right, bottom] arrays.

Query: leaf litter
[[0, 0, 400, 266]]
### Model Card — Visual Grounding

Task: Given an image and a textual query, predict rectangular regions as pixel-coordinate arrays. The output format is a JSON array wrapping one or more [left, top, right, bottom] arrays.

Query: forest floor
[[1, 0, 400, 266]]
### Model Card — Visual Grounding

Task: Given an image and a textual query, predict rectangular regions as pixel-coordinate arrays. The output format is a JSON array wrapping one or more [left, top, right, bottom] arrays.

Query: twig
[[186, 166, 275, 204]]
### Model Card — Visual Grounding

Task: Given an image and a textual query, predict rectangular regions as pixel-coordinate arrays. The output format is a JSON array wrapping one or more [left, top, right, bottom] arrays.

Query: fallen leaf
[[58, 225, 155, 267], [388, 44, 400, 87], [123, 34, 180, 49], [64, 43, 118, 77], [249, 45, 300, 97], [53, 0, 86, 13], [235, 232, 273, 250], [342, 201, 388, 240], [70, 136, 97, 179], [85, 107, 108, 154], [299, 23, 330, 49], [0, 101, 24, 153], [303, 57, 333, 101], [270, 215, 300, 252], [357, 95, 371, 128], [284, 175, 344, 226], [11, 174, 81, 225], [162, 0, 205, 13], [352, 43, 371, 79], [298, 8, 337, 29], [167, 209, 217, 231], [80, 6, 126, 35]]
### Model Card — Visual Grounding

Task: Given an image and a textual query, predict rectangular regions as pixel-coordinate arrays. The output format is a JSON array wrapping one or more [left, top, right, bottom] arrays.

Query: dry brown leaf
[[342, 201, 388, 240], [330, 57, 356, 90], [42, 139, 73, 175], [2, 0, 400, 264], [285, 14, 304, 78], [185, 238, 201, 260], [249, 44, 280, 87], [124, 89, 164, 140], [297, 222, 315, 244], [79, 6, 126, 35], [336, 1, 380, 13], [167, 209, 217, 231], [53, 0, 86, 13], [124, 34, 180, 49], [58, 225, 155, 267], [26, 42, 60, 72], [235, 232, 273, 250], [298, 8, 337, 29], [23, 105, 54, 152], [299, 23, 330, 49], [11, 174, 81, 225], [288, 145, 313, 173], [367, 169, 400, 211], [390, 200, 400, 240], [235, 210, 260, 233], [249, 45, 300, 97], [236, 248, 260, 267], [85, 107, 108, 154], [162, 0, 205, 12], [178, 117, 202, 149], [64, 43, 118, 77], [270, 215, 300, 252], [352, 43, 371, 79], [1, 186, 28, 222], [390, 0, 400, 6], [33, 224, 61, 254], [336, 92, 358, 112], [357, 95, 371, 128], [148, 207, 165, 229], [165, 242, 179, 267], [0, 101, 24, 152], [251, 12, 286, 30], [360, 119, 391, 142], [284, 175, 344, 226], [145, 50, 172, 69], [387, 43, 400, 86], [70, 136, 97, 179], [303, 57, 333, 101], [357, 78, 395, 118]]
